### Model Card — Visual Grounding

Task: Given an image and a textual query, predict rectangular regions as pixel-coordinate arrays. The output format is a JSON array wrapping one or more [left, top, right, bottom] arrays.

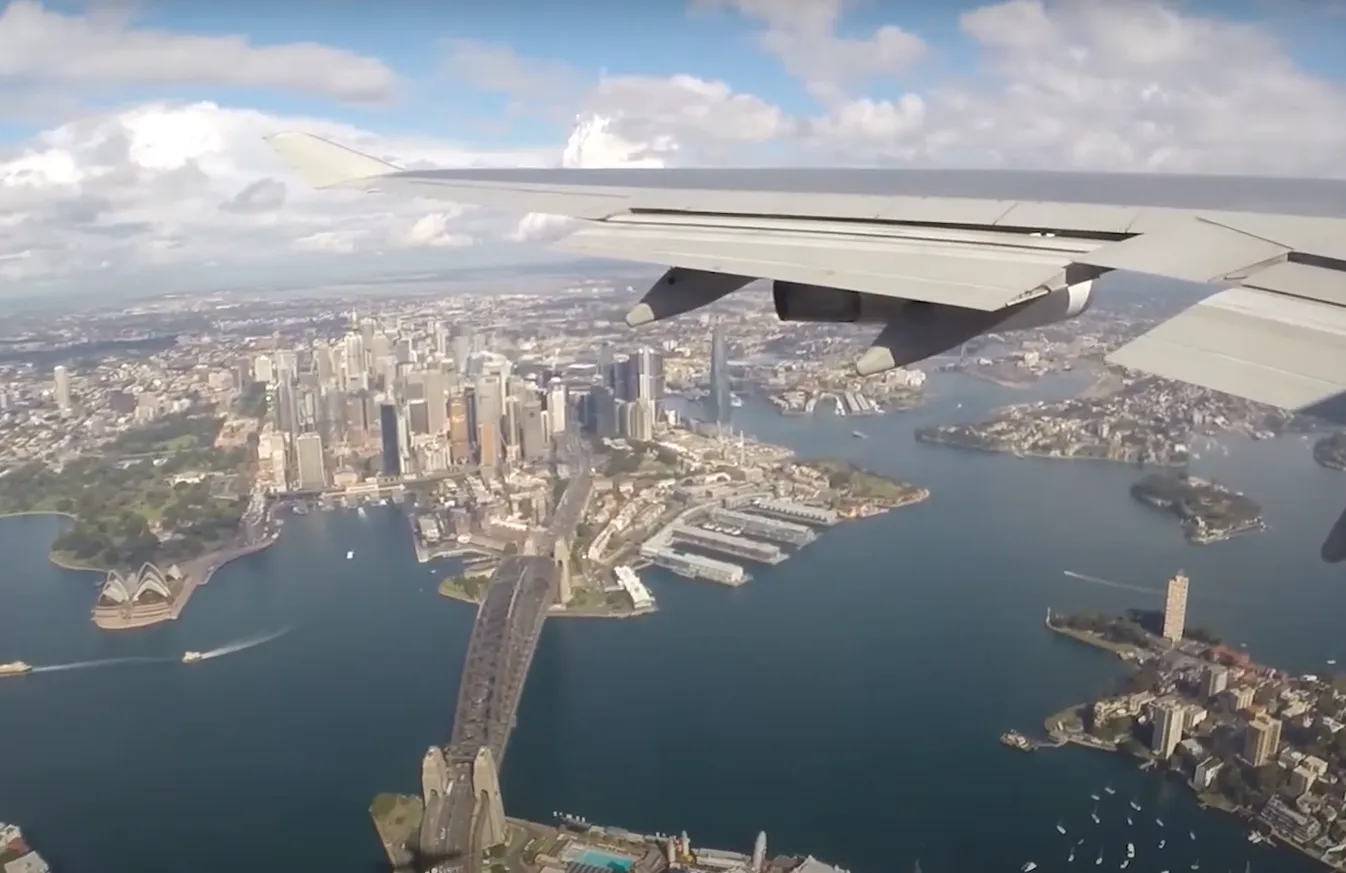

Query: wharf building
[[749, 499, 839, 527], [639, 543, 748, 586], [668, 525, 786, 564], [707, 508, 817, 546]]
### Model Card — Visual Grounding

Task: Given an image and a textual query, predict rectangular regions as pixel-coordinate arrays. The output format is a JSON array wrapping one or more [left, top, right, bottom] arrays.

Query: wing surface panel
[[1106, 288, 1346, 423]]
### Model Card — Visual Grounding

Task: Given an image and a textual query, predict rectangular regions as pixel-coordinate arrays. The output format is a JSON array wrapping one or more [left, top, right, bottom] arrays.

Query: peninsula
[[1130, 472, 1266, 544], [1314, 433, 1346, 472], [1042, 608, 1346, 871], [915, 372, 1304, 466], [0, 409, 277, 630], [427, 428, 928, 613]]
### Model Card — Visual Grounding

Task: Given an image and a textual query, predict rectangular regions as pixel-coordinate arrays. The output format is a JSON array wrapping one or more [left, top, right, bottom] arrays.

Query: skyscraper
[[53, 365, 71, 413], [709, 323, 730, 424], [378, 402, 401, 477], [1151, 699, 1183, 759], [295, 432, 326, 490], [1245, 713, 1282, 766], [1162, 571, 1189, 643]]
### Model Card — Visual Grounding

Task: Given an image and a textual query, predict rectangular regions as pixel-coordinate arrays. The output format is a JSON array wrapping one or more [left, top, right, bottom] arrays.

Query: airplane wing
[[266, 131, 1346, 423]]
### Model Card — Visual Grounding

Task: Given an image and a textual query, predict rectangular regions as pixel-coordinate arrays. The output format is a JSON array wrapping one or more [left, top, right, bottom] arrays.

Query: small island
[[1313, 433, 1346, 472], [1042, 607, 1346, 870], [1130, 472, 1266, 544]]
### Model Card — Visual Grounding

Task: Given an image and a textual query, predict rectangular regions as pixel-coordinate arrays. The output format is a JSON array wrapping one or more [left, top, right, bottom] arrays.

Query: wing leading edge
[[266, 131, 1346, 423]]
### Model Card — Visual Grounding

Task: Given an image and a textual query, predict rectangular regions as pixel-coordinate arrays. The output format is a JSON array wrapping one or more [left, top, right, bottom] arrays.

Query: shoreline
[[1042, 616, 1346, 872], [89, 532, 280, 631], [915, 431, 1186, 468]]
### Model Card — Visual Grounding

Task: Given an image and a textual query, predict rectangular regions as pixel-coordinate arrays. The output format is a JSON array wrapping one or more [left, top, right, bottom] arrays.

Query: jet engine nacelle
[[770, 279, 1095, 375]]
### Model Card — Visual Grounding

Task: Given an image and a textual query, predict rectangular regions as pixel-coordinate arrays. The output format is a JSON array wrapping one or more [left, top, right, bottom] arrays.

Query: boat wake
[[31, 655, 167, 674], [199, 626, 291, 660], [1063, 571, 1161, 596]]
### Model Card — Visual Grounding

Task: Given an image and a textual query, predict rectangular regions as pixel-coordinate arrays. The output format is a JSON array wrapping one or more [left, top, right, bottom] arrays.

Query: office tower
[[275, 381, 302, 437], [1162, 571, 1188, 643], [1245, 712, 1282, 766], [709, 322, 730, 424], [424, 370, 448, 434], [1151, 699, 1183, 759], [520, 400, 547, 461], [450, 330, 471, 373], [378, 402, 401, 476], [448, 394, 471, 463], [312, 341, 334, 383], [274, 349, 298, 384], [502, 396, 521, 451], [253, 353, 274, 385], [342, 333, 366, 388], [294, 433, 326, 490], [477, 418, 500, 470], [546, 384, 568, 434], [407, 398, 429, 436], [633, 346, 664, 404], [593, 386, 618, 438], [1202, 665, 1229, 699], [53, 365, 71, 412], [630, 399, 655, 441]]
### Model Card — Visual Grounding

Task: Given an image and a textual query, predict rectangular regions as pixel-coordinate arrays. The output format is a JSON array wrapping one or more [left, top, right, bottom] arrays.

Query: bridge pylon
[[471, 746, 507, 849]]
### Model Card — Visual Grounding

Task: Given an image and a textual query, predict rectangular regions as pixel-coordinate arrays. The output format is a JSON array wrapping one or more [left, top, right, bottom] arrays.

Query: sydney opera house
[[92, 562, 187, 629]]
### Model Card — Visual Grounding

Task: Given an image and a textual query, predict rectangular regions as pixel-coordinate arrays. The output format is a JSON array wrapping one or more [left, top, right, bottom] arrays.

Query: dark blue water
[[0, 372, 1337, 873]]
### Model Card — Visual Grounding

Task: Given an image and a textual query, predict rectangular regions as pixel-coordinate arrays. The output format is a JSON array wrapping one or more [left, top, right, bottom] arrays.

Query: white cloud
[[0, 0, 398, 103], [3, 0, 1346, 291], [696, 0, 926, 101]]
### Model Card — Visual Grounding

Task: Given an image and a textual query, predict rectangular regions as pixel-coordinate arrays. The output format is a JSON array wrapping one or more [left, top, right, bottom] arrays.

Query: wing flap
[[1241, 260, 1346, 307], [553, 221, 1078, 311], [1106, 288, 1346, 423], [1076, 218, 1290, 283]]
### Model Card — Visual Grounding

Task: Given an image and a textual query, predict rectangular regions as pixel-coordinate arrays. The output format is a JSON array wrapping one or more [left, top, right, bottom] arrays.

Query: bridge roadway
[[421, 447, 591, 872]]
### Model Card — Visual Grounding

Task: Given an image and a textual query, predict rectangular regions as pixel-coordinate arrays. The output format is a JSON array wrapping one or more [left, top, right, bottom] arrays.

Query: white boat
[[1090, 792, 1101, 801], [1068, 848, 1076, 863], [1056, 822, 1067, 835], [1091, 812, 1101, 824], [1104, 785, 1116, 795], [1127, 817, 1133, 826], [1129, 801, 1142, 812], [182, 651, 203, 663], [1158, 840, 1165, 849], [1022, 864, 1037, 873], [346, 550, 354, 560], [1126, 843, 1135, 858], [1121, 861, 1129, 870], [1156, 818, 1164, 827], [1096, 851, 1103, 866], [1189, 831, 1196, 840]]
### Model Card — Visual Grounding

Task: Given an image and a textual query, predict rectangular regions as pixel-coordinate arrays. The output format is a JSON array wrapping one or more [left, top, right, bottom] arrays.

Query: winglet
[[264, 131, 400, 189]]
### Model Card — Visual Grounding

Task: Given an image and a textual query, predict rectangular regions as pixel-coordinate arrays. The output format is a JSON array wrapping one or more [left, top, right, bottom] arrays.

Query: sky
[[0, 0, 1344, 298]]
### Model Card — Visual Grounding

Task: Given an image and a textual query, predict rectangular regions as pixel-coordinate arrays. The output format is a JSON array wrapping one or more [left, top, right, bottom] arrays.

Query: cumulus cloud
[[0, 0, 398, 103], [3, 0, 1346, 290]]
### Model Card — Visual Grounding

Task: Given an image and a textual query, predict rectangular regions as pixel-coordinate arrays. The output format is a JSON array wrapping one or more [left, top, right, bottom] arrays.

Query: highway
[[419, 443, 592, 873]]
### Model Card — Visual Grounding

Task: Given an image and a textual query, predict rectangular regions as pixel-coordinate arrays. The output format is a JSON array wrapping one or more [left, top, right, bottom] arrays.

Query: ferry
[[182, 651, 203, 663], [1000, 730, 1034, 751], [346, 550, 354, 560], [0, 660, 32, 676]]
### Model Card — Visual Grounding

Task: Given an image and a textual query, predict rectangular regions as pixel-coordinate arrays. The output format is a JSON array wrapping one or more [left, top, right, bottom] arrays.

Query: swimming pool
[[575, 848, 634, 872]]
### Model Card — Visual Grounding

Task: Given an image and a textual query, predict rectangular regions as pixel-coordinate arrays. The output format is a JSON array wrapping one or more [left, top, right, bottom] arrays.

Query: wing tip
[[265, 131, 399, 189]]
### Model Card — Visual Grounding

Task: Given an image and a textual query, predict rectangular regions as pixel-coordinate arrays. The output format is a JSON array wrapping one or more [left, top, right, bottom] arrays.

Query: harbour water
[[0, 371, 1341, 873]]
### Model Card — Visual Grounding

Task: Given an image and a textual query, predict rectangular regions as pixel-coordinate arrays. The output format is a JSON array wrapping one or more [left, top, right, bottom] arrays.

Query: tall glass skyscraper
[[378, 402, 401, 477], [709, 323, 730, 424]]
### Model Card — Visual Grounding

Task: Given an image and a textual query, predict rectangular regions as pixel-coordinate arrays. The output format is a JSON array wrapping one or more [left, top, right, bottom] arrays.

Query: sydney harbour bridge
[[418, 440, 592, 873]]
